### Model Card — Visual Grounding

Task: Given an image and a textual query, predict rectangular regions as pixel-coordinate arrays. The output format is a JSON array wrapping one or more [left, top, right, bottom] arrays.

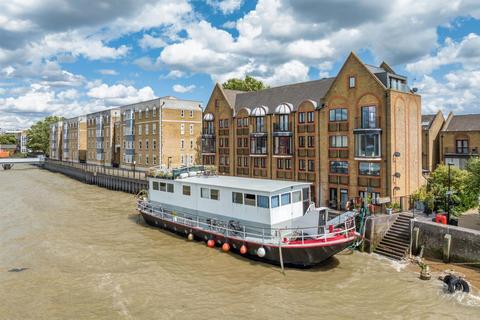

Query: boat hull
[[140, 211, 356, 268]]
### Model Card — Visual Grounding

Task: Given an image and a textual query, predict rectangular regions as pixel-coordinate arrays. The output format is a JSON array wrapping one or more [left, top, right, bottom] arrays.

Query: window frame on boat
[[271, 195, 280, 208], [182, 185, 191, 196], [281, 193, 291, 205], [200, 187, 220, 200], [153, 181, 159, 190], [244, 193, 256, 206], [232, 192, 243, 204], [257, 195, 269, 208]]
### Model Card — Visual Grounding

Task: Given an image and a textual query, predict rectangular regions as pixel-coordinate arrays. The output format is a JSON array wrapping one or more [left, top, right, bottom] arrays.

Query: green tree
[[427, 164, 477, 216], [26, 115, 63, 154], [222, 75, 268, 91], [466, 158, 480, 207], [0, 133, 17, 145]]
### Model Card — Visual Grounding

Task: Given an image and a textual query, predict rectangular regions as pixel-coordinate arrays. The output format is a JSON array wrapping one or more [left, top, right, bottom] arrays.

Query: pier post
[[412, 227, 420, 255], [443, 234, 451, 263]]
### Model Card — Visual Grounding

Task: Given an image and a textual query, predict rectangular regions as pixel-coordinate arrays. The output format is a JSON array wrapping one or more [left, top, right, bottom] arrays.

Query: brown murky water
[[1, 166, 479, 319]]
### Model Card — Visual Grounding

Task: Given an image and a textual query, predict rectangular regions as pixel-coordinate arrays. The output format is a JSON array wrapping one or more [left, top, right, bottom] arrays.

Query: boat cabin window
[[257, 195, 269, 208], [271, 195, 279, 208], [160, 182, 167, 192], [153, 181, 159, 191], [183, 185, 191, 196], [201, 188, 209, 198], [302, 188, 310, 201], [167, 183, 174, 193], [244, 193, 256, 206], [232, 192, 243, 204], [292, 190, 301, 203], [211, 189, 219, 200], [281, 193, 291, 205]]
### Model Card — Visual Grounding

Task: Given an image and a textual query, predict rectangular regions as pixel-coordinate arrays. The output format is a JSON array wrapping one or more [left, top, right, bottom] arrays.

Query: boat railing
[[137, 200, 356, 245]]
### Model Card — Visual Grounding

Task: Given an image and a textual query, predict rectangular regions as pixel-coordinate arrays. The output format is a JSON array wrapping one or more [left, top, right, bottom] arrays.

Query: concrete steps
[[374, 213, 412, 261]]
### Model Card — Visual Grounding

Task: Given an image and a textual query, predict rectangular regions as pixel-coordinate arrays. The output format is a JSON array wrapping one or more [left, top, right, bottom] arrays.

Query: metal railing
[[46, 158, 147, 180], [137, 200, 356, 245]]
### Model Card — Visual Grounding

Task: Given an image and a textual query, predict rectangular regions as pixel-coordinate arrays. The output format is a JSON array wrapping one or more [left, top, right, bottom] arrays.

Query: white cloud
[[207, 0, 244, 14], [86, 83, 156, 106], [172, 84, 196, 93], [139, 34, 167, 49], [97, 69, 119, 76], [406, 33, 480, 74]]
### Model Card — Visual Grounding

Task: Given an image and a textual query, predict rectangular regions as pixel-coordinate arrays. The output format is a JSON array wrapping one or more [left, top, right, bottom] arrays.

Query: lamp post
[[133, 160, 136, 179], [447, 162, 454, 224]]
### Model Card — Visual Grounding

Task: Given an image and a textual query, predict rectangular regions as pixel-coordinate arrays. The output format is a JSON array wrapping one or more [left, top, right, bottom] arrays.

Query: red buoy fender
[[222, 243, 230, 252], [207, 239, 215, 248], [240, 245, 247, 254]]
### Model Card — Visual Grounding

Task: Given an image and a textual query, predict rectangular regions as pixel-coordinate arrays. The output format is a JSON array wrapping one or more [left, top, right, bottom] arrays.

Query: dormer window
[[349, 76, 356, 88]]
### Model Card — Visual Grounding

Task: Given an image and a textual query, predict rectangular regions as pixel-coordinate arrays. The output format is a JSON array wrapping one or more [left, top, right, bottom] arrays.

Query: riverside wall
[[42, 160, 148, 194], [412, 220, 480, 263]]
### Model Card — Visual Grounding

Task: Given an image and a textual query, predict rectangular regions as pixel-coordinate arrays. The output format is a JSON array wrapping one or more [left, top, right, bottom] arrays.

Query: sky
[[1, 0, 480, 130]]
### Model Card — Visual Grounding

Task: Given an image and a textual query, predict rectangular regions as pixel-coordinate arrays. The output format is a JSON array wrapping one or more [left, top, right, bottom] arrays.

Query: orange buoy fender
[[239, 244, 247, 255], [222, 243, 230, 252], [207, 239, 215, 248]]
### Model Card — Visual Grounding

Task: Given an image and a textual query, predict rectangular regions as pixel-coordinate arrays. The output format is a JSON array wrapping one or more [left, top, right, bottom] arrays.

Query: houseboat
[[137, 166, 357, 267]]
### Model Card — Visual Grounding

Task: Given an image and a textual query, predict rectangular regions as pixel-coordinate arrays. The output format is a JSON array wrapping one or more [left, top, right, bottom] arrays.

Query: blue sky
[[1, 0, 480, 130]]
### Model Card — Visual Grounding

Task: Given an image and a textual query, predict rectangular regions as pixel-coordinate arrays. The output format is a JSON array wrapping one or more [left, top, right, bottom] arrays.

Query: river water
[[1, 166, 479, 319]]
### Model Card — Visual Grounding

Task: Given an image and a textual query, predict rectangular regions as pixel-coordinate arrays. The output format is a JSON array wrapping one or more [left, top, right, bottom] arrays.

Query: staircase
[[374, 213, 413, 260]]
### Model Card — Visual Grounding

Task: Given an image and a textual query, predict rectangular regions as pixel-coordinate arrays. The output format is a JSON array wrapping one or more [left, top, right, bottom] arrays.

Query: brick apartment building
[[202, 52, 422, 209], [62, 116, 87, 163], [439, 113, 480, 169], [421, 111, 444, 173], [119, 96, 203, 170], [86, 108, 121, 166], [49, 120, 63, 160]]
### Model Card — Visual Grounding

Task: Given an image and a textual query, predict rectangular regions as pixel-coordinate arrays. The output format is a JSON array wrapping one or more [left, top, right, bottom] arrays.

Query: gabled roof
[[233, 78, 335, 114], [421, 114, 435, 129], [223, 89, 243, 108], [443, 114, 480, 132]]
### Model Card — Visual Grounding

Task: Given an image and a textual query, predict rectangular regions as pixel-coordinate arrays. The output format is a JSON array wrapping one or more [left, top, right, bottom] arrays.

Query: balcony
[[444, 147, 479, 156], [328, 174, 349, 185], [328, 121, 349, 132], [250, 136, 267, 155], [297, 123, 315, 133], [273, 136, 292, 156], [328, 148, 349, 159], [355, 132, 381, 159], [202, 129, 215, 138], [201, 137, 216, 154], [358, 176, 381, 188], [354, 116, 382, 132]]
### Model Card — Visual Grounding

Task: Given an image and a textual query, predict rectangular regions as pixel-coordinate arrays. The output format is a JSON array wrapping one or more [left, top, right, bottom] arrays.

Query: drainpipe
[[159, 100, 165, 166], [385, 91, 391, 202]]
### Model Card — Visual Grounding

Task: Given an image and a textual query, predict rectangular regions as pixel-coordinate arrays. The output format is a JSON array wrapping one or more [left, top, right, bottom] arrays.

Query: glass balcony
[[273, 136, 292, 155], [250, 136, 267, 155]]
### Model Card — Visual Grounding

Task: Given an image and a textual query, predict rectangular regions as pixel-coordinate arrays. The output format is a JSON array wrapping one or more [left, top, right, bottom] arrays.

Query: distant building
[[440, 113, 480, 169], [86, 109, 120, 166], [5, 129, 30, 154], [49, 121, 63, 160], [421, 111, 444, 173], [119, 96, 203, 170], [61, 116, 87, 162], [201, 52, 422, 209]]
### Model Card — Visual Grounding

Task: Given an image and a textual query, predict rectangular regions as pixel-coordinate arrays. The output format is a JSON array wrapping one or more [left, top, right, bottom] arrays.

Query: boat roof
[[157, 175, 311, 193]]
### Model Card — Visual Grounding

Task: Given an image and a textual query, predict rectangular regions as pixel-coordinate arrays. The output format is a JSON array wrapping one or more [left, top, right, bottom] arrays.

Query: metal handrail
[[137, 200, 356, 245]]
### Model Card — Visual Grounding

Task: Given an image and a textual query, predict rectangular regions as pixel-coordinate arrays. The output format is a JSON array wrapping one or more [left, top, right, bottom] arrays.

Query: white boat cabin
[[147, 173, 313, 229]]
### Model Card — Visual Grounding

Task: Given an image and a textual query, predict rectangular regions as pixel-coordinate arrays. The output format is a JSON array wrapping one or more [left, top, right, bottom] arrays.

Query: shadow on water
[[8, 267, 29, 273]]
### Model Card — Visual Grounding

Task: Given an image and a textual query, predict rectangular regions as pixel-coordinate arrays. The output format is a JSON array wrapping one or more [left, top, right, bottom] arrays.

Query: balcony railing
[[273, 123, 293, 135], [444, 147, 479, 155], [202, 130, 215, 137], [236, 128, 250, 135], [236, 167, 249, 175], [355, 116, 381, 130], [297, 149, 315, 157], [253, 168, 267, 177]]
